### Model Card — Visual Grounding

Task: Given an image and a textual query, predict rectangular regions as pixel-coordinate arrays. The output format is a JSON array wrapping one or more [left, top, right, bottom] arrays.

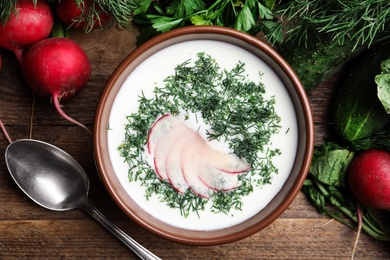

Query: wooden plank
[[0, 219, 388, 259]]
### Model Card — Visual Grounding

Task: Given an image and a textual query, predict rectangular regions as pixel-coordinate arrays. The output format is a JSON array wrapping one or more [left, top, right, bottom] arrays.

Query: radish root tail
[[351, 204, 363, 260], [52, 94, 92, 135], [14, 48, 23, 67], [0, 119, 13, 144]]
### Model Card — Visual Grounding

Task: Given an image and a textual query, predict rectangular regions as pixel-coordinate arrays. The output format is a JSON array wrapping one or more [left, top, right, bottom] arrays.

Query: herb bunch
[[279, 0, 390, 49], [119, 52, 281, 217], [134, 0, 283, 44]]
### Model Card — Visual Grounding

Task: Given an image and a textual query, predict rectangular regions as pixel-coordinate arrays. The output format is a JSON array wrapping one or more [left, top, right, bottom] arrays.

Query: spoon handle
[[81, 198, 161, 260]]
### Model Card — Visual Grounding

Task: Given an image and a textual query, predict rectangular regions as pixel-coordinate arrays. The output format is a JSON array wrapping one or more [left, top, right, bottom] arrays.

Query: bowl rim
[[93, 25, 314, 245]]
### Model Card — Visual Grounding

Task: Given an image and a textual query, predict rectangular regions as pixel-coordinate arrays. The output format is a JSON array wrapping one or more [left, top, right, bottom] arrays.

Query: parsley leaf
[[146, 15, 184, 32], [167, 0, 206, 18]]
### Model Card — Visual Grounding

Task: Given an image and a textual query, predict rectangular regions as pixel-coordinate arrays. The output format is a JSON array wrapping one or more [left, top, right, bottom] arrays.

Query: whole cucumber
[[334, 42, 390, 143], [277, 32, 365, 92]]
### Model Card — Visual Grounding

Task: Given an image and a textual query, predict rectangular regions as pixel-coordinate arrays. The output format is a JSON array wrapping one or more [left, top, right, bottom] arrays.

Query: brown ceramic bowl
[[93, 26, 314, 245]]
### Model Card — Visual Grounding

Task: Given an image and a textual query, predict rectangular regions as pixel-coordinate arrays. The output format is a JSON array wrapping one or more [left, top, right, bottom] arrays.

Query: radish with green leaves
[[348, 149, 390, 210], [0, 0, 53, 68], [22, 37, 92, 135]]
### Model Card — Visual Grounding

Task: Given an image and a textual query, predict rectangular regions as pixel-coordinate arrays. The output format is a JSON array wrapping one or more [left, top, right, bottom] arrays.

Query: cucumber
[[334, 42, 390, 143], [277, 33, 365, 91]]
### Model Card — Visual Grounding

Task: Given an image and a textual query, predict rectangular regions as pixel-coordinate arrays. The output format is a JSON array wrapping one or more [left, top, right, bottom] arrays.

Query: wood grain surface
[[0, 28, 389, 259]]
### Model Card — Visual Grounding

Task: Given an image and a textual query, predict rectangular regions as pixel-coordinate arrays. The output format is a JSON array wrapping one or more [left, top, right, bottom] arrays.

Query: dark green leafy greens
[[118, 52, 281, 218], [134, 0, 283, 44]]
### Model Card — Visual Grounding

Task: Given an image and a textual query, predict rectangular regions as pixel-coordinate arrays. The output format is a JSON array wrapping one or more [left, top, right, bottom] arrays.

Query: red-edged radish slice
[[184, 134, 241, 191], [165, 129, 193, 193], [206, 149, 250, 174], [147, 114, 181, 155], [153, 122, 189, 180], [198, 168, 240, 191], [181, 139, 214, 198]]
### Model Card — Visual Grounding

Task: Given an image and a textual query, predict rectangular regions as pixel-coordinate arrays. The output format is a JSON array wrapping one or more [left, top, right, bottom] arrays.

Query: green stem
[[188, 0, 229, 21], [51, 16, 69, 38], [313, 179, 390, 241]]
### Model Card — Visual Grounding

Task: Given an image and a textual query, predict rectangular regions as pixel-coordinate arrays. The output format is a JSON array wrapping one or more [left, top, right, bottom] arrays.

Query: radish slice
[[165, 129, 193, 193], [154, 121, 189, 180], [181, 134, 220, 198], [204, 147, 250, 174], [181, 147, 214, 198], [147, 113, 251, 198], [198, 168, 239, 191], [147, 114, 181, 155], [182, 134, 240, 193]]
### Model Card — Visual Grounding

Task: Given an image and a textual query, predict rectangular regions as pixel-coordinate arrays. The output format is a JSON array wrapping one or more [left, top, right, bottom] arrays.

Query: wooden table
[[0, 28, 389, 259]]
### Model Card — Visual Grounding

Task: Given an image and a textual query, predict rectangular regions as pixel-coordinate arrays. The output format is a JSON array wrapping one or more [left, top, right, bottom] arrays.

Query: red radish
[[22, 37, 92, 134], [0, 0, 53, 67], [348, 149, 390, 210], [55, 0, 111, 31]]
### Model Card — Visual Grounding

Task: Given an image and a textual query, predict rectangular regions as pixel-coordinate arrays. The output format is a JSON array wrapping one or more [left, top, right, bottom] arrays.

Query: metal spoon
[[5, 139, 161, 260]]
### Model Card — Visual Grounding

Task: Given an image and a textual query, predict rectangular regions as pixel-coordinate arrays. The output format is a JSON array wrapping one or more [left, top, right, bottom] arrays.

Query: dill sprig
[[0, 0, 20, 23], [118, 52, 281, 218], [279, 0, 390, 49]]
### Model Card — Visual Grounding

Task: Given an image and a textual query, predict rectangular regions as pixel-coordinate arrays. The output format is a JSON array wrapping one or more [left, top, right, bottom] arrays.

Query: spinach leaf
[[376, 59, 390, 114], [310, 149, 354, 187]]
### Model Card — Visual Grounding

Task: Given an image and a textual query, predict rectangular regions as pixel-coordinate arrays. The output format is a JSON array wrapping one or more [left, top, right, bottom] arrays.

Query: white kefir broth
[[107, 40, 298, 231]]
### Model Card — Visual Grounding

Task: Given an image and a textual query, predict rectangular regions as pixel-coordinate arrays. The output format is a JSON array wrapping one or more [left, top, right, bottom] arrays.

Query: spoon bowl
[[6, 139, 88, 211], [5, 139, 160, 260]]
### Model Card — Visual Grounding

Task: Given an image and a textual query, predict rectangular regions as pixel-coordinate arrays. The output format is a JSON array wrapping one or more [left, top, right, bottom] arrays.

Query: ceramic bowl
[[93, 26, 314, 245]]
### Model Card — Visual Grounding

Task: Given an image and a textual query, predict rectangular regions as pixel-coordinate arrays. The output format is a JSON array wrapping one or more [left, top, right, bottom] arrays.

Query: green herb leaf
[[310, 145, 354, 187], [235, 4, 255, 32], [133, 0, 153, 15], [258, 2, 273, 20], [146, 14, 184, 32], [263, 0, 276, 9], [166, 0, 206, 18], [190, 14, 213, 26], [376, 59, 390, 114], [259, 20, 283, 43]]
